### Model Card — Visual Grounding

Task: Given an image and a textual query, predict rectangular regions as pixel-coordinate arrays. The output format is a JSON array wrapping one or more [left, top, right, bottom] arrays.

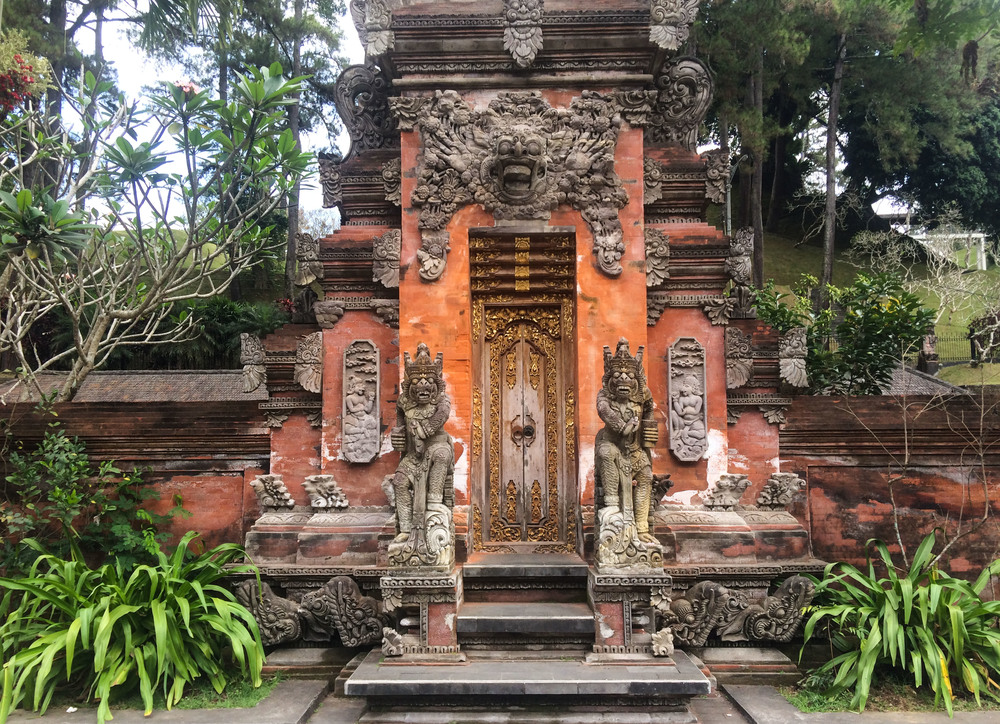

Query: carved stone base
[[588, 569, 673, 657], [386, 502, 455, 570], [594, 506, 663, 572], [380, 570, 463, 657], [245, 506, 314, 564], [296, 508, 395, 565], [653, 506, 809, 565]]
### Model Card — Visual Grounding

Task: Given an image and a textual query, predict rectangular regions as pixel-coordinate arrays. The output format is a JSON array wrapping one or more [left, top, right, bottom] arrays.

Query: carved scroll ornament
[[409, 90, 630, 277], [240, 333, 266, 393], [648, 57, 713, 151], [234, 581, 301, 647], [719, 575, 816, 643], [779, 327, 809, 388], [372, 229, 401, 288], [382, 157, 401, 206], [334, 63, 396, 159], [727, 227, 753, 286], [725, 327, 753, 389], [645, 228, 670, 287], [644, 156, 664, 205], [300, 576, 388, 646], [303, 474, 349, 510], [702, 473, 750, 510], [503, 0, 544, 68], [250, 474, 294, 511], [342, 340, 381, 463], [756, 472, 804, 510], [702, 148, 729, 204], [295, 232, 322, 287], [294, 331, 324, 394], [318, 151, 343, 208], [649, 0, 701, 51], [350, 0, 394, 58], [668, 338, 708, 461]]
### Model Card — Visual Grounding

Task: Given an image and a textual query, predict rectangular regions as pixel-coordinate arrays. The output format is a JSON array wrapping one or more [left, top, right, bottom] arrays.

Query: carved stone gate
[[470, 231, 576, 553]]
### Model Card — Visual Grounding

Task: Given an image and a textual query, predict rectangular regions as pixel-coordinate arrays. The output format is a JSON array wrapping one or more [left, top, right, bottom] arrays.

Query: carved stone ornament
[[343, 340, 381, 463], [651, 473, 674, 511], [779, 327, 809, 388], [729, 284, 756, 319], [417, 229, 449, 282], [719, 575, 816, 643], [702, 296, 734, 326], [727, 227, 753, 286], [661, 580, 739, 648], [389, 96, 430, 132], [294, 331, 323, 394], [313, 301, 345, 329], [648, 57, 713, 150], [233, 581, 301, 648], [409, 90, 630, 277], [668, 338, 708, 462], [250, 474, 294, 511], [503, 0, 544, 68], [725, 327, 753, 389], [613, 90, 659, 128], [382, 157, 401, 206], [387, 344, 456, 569], [350, 0, 394, 58], [295, 232, 322, 287], [651, 627, 675, 657], [702, 148, 729, 204], [372, 229, 401, 288], [756, 472, 804, 510], [264, 411, 289, 428], [334, 63, 396, 159], [644, 157, 664, 205], [373, 300, 399, 328], [702, 473, 750, 511], [645, 228, 670, 287], [382, 626, 404, 657], [649, 0, 701, 51], [594, 339, 663, 571], [299, 576, 388, 646], [318, 151, 343, 208], [303, 474, 349, 510], [760, 405, 787, 425], [240, 333, 266, 393]]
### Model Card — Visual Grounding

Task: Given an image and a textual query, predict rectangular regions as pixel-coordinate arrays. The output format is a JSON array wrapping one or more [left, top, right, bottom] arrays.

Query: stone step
[[457, 601, 595, 635], [461, 553, 590, 602]]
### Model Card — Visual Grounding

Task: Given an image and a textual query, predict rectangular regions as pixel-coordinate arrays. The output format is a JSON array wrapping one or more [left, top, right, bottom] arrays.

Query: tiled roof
[[885, 365, 969, 396], [0, 371, 267, 403]]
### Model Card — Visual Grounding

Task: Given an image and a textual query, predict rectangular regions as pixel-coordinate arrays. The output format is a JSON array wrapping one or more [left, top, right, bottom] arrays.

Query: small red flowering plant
[[0, 30, 52, 117]]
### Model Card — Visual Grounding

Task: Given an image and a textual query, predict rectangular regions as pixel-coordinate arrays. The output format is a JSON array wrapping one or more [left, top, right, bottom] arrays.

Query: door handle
[[510, 415, 523, 447]]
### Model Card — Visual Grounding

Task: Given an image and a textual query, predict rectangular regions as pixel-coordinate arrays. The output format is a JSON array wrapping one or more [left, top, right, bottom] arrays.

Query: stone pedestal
[[653, 506, 809, 565], [379, 570, 464, 659], [588, 569, 673, 657], [244, 506, 314, 564], [296, 508, 395, 565]]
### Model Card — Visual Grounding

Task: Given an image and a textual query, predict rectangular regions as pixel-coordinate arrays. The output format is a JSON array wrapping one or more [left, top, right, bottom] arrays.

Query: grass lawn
[[937, 363, 1000, 386], [781, 679, 1000, 713]]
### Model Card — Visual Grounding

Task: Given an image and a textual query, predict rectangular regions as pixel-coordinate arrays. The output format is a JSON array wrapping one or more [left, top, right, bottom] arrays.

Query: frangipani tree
[[0, 63, 311, 400]]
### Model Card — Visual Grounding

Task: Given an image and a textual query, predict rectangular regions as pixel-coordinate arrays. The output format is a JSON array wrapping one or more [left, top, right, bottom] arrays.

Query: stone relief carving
[[728, 283, 756, 319], [727, 393, 791, 426], [719, 576, 816, 643], [350, 0, 394, 58], [503, 0, 543, 68], [372, 229, 403, 289], [408, 90, 630, 277], [756, 472, 804, 510], [263, 411, 289, 428], [313, 301, 345, 328], [343, 340, 381, 463], [651, 473, 674, 511], [760, 405, 787, 425], [644, 157, 664, 205], [779, 327, 809, 388], [668, 338, 708, 461], [382, 626, 404, 657], [250, 474, 294, 510], [702, 296, 734, 326], [661, 580, 735, 647], [702, 148, 728, 204], [299, 576, 389, 646], [651, 626, 675, 657], [647, 57, 713, 150], [645, 228, 670, 287], [725, 327, 753, 389], [389, 96, 430, 131], [303, 475, 349, 510], [387, 344, 456, 569], [594, 339, 663, 570], [318, 151, 343, 208], [240, 333, 266, 393], [649, 0, 701, 51], [372, 300, 400, 328], [294, 331, 324, 394], [233, 581, 301, 647], [295, 232, 322, 287], [613, 90, 658, 127], [334, 63, 396, 158], [727, 227, 753, 286], [382, 157, 401, 206], [702, 473, 750, 510]]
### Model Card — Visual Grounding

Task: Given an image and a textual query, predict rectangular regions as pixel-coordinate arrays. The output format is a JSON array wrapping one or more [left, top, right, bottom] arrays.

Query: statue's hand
[[391, 427, 406, 450]]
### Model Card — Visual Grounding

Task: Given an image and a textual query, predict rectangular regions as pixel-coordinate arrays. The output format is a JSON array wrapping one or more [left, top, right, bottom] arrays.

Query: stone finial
[[333, 63, 396, 159], [240, 333, 266, 393], [350, 0, 394, 58], [651, 628, 675, 657], [649, 0, 701, 51], [318, 151, 343, 208], [756, 472, 804, 510], [503, 0, 544, 68], [250, 474, 294, 511], [382, 627, 404, 657], [703, 149, 729, 204], [779, 327, 809, 388], [702, 473, 750, 510], [295, 232, 322, 287], [303, 475, 349, 510]]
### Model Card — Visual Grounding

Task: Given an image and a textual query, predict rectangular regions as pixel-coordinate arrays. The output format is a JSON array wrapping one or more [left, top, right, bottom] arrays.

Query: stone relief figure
[[342, 340, 381, 463], [670, 374, 706, 453], [594, 338, 662, 570], [668, 338, 709, 461], [387, 343, 456, 568]]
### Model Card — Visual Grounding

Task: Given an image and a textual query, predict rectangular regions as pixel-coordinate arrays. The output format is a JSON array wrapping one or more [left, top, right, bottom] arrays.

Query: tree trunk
[[750, 46, 765, 287], [822, 33, 848, 297], [284, 0, 304, 298]]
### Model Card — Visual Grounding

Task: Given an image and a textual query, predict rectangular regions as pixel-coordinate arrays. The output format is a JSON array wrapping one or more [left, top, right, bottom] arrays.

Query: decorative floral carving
[[719, 576, 815, 643], [306, 410, 322, 428], [334, 63, 396, 159], [389, 96, 431, 131], [303, 474, 349, 510], [318, 151, 343, 208], [343, 340, 381, 463], [648, 57, 713, 150], [702, 473, 750, 510], [760, 404, 787, 425], [727, 227, 753, 285], [702, 148, 728, 203], [382, 627, 404, 656], [263, 411, 289, 428], [382, 157, 401, 205], [350, 0, 394, 58], [503, 0, 543, 68], [299, 576, 388, 646], [725, 327, 753, 389], [644, 156, 664, 205], [594, 339, 662, 570], [651, 627, 675, 657], [295, 232, 322, 287], [372, 229, 401, 288], [233, 581, 301, 648], [313, 301, 345, 328], [417, 229, 449, 282], [756, 472, 804, 510], [294, 331, 323, 394], [645, 228, 670, 287], [668, 338, 708, 462], [387, 344, 455, 569], [240, 333, 266, 393], [779, 327, 809, 388], [649, 0, 701, 51], [250, 474, 294, 510], [729, 284, 756, 319], [373, 300, 399, 328], [409, 90, 629, 277], [702, 296, 734, 325], [613, 90, 659, 127]]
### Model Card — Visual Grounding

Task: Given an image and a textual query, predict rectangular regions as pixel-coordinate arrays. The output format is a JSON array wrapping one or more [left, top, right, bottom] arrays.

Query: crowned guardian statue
[[386, 344, 455, 569], [594, 338, 663, 570]]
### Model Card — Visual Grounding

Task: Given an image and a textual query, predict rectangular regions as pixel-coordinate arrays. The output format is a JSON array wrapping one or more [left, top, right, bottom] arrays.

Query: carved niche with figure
[[342, 340, 380, 463]]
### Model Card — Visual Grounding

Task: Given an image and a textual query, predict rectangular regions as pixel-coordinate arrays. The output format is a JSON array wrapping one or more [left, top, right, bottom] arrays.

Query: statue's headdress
[[602, 337, 646, 396], [403, 343, 444, 389]]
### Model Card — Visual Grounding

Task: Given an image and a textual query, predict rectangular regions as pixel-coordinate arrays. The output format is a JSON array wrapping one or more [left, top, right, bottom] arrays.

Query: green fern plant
[[802, 533, 1000, 715], [0, 533, 263, 724]]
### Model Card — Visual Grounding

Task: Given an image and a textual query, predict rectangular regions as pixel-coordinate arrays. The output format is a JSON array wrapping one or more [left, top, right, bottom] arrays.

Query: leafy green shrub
[[0, 533, 263, 724], [801, 533, 1000, 714], [1, 425, 189, 574]]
